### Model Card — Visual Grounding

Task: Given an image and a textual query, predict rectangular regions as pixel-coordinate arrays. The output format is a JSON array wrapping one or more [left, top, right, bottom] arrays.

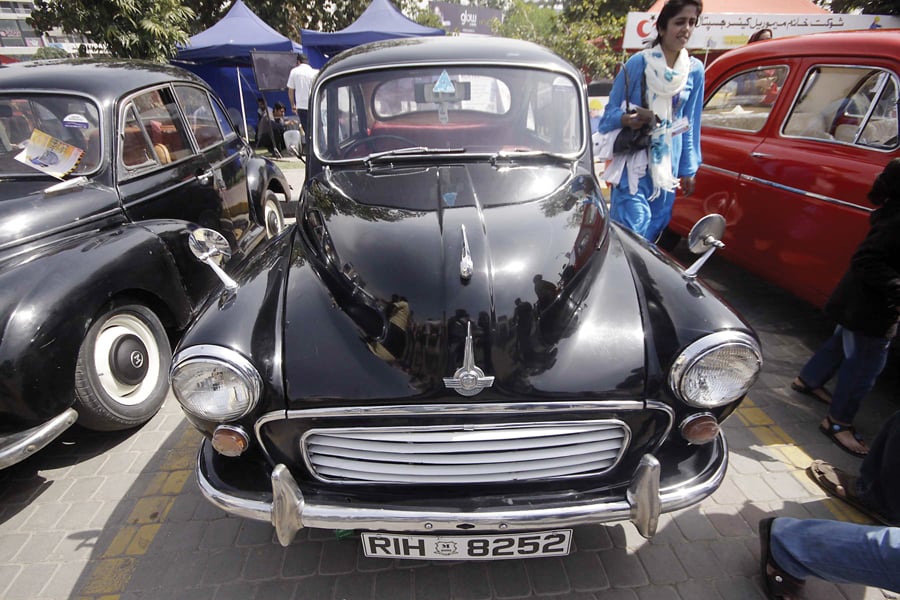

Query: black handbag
[[613, 67, 654, 155]]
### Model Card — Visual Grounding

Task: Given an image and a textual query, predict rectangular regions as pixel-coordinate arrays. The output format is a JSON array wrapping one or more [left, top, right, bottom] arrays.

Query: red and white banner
[[623, 12, 900, 50]]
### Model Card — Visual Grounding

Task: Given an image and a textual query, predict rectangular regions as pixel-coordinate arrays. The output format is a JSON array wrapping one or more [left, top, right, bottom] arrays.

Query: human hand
[[622, 107, 655, 129], [681, 175, 696, 197]]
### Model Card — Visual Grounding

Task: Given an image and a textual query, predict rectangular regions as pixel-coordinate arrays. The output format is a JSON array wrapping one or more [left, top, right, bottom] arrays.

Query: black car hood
[[284, 162, 646, 405], [0, 178, 120, 253]]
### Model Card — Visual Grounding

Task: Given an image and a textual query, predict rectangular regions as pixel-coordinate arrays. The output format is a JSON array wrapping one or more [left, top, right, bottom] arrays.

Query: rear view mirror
[[188, 228, 238, 290]]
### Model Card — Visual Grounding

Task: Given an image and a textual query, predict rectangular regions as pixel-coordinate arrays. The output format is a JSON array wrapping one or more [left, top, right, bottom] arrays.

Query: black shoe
[[759, 517, 805, 600]]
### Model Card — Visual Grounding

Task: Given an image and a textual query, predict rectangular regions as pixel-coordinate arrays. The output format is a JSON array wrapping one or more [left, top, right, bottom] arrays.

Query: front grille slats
[[306, 429, 622, 454], [302, 421, 630, 484]]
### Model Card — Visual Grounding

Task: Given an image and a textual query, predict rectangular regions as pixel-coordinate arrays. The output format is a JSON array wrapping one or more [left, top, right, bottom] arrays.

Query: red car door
[[731, 57, 897, 308]]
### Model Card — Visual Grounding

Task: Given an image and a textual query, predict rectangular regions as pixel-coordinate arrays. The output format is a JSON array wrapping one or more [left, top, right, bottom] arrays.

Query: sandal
[[819, 416, 868, 458], [790, 377, 832, 404], [806, 460, 896, 526], [758, 517, 805, 599]]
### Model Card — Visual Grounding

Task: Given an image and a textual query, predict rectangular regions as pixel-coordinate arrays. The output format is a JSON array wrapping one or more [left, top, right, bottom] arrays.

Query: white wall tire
[[263, 190, 285, 239], [74, 303, 171, 431]]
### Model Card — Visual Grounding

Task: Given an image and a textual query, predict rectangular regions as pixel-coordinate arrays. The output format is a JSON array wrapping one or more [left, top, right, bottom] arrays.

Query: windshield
[[314, 66, 583, 162], [0, 94, 101, 178]]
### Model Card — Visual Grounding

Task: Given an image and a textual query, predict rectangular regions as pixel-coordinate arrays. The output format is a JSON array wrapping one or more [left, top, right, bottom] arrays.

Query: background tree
[[32, 45, 69, 60], [28, 0, 194, 61], [494, 0, 626, 80]]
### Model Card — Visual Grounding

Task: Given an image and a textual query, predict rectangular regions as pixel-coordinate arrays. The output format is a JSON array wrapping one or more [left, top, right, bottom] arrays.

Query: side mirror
[[188, 228, 238, 290], [683, 214, 726, 278]]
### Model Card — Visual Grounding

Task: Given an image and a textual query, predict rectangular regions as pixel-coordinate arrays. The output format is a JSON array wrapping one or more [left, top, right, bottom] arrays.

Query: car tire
[[74, 302, 171, 431], [263, 190, 285, 239]]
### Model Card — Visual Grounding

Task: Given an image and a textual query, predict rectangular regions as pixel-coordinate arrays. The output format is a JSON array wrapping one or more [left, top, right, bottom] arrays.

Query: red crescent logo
[[637, 19, 653, 37]]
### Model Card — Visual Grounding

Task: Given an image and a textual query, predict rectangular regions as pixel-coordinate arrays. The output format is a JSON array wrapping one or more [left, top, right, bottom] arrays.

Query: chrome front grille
[[302, 420, 630, 484]]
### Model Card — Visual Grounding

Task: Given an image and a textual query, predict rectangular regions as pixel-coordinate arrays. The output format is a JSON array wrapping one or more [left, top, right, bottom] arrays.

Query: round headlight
[[170, 345, 261, 421], [669, 331, 762, 408]]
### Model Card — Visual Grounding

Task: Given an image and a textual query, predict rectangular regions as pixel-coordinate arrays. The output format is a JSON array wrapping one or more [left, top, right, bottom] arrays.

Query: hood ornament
[[459, 224, 473, 281], [444, 322, 494, 396]]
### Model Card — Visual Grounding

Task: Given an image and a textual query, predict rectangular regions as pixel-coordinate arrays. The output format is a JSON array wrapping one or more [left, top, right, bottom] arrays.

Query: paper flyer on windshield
[[14, 129, 84, 178]]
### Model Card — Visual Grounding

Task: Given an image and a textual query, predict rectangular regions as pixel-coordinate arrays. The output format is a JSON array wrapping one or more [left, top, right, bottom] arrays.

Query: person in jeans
[[791, 158, 900, 457], [759, 517, 900, 599], [758, 412, 900, 598]]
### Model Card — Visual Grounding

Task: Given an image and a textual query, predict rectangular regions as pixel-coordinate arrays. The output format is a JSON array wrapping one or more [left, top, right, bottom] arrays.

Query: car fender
[[245, 155, 291, 223], [614, 226, 757, 408], [0, 223, 193, 424]]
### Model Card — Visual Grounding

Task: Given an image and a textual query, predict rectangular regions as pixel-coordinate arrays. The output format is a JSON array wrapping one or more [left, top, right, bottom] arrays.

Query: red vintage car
[[667, 30, 900, 309]]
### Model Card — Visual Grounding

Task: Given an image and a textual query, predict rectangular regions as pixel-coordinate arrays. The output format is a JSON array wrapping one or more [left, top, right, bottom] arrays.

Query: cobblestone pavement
[[2, 224, 899, 600]]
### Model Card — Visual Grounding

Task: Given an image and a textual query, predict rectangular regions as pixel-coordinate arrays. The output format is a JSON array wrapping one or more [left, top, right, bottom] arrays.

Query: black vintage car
[[0, 60, 290, 470], [171, 37, 763, 560]]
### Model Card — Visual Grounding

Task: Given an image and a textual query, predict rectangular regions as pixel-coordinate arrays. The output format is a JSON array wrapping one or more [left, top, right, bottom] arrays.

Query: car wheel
[[263, 190, 285, 239], [74, 303, 171, 431]]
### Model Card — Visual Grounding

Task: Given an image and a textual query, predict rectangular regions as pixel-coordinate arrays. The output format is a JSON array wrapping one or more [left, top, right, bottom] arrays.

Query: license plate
[[361, 529, 572, 560]]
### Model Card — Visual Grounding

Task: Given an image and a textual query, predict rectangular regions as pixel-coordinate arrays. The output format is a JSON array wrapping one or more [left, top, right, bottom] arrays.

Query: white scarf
[[641, 47, 690, 200]]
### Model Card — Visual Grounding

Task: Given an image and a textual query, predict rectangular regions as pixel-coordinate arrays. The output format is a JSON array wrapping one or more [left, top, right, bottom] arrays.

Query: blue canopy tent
[[172, 0, 302, 137], [300, 0, 445, 68]]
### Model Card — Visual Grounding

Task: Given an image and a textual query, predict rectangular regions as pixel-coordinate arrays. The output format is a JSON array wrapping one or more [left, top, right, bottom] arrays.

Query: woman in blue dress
[[597, 0, 705, 243]]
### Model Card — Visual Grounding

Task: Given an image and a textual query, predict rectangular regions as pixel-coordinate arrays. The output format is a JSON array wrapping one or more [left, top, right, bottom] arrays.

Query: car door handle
[[196, 169, 214, 185], [750, 152, 772, 159]]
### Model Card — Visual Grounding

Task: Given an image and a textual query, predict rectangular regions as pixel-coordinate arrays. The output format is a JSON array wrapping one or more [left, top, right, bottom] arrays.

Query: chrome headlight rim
[[170, 344, 262, 421], [669, 331, 762, 408]]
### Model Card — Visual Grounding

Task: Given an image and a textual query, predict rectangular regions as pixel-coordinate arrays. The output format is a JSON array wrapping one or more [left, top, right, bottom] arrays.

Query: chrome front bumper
[[197, 434, 729, 547], [0, 408, 78, 470]]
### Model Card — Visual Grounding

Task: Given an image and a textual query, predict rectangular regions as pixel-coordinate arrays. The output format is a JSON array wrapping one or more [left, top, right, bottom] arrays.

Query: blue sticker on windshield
[[433, 71, 456, 94], [443, 192, 457, 207]]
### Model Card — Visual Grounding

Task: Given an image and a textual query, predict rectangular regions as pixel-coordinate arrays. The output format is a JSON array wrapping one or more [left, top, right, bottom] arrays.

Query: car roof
[[321, 36, 581, 79], [709, 29, 900, 71], [0, 58, 207, 99]]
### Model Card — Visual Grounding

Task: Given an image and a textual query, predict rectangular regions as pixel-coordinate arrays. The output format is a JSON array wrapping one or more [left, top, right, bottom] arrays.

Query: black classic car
[[0, 60, 290, 470], [170, 37, 763, 560]]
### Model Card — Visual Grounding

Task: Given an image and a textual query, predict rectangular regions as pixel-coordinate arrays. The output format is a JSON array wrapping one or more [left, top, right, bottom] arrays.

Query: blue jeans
[[798, 325, 891, 423], [771, 517, 900, 592]]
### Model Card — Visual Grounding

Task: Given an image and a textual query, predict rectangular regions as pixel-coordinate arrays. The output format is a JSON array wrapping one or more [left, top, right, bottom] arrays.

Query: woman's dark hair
[[651, 0, 703, 47], [868, 158, 900, 207], [748, 29, 773, 43]]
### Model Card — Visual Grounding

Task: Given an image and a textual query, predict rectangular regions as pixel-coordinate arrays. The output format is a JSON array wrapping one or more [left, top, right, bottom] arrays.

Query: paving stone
[[590, 589, 638, 600], [450, 562, 492, 600], [635, 584, 680, 600], [489, 559, 531, 598], [319, 539, 360, 575], [294, 575, 336, 600], [173, 585, 218, 600], [713, 576, 765, 599], [672, 508, 718, 542], [3, 562, 59, 600], [200, 515, 241, 549], [598, 549, 649, 588], [635, 544, 687, 585], [201, 547, 247, 585], [253, 578, 297, 599], [213, 581, 256, 600], [282, 540, 322, 578], [12, 530, 65, 563], [414, 565, 451, 600], [709, 539, 756, 577], [674, 579, 724, 600], [236, 520, 276, 547], [525, 556, 570, 596], [242, 544, 286, 580], [374, 569, 413, 600], [334, 573, 375, 600], [671, 542, 722, 580], [562, 551, 608, 592]]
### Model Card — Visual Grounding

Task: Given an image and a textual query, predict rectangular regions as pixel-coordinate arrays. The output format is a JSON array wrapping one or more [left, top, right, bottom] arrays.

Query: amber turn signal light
[[211, 425, 250, 457], [680, 413, 720, 445]]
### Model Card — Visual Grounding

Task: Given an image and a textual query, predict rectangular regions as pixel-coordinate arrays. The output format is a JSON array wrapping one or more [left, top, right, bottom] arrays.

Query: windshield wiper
[[364, 146, 466, 166]]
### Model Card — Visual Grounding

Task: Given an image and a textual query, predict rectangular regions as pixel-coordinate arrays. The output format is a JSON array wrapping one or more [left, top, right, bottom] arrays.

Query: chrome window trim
[[696, 164, 874, 214], [780, 64, 898, 152]]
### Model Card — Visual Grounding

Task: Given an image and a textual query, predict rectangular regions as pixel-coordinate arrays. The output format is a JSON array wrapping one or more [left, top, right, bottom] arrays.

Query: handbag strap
[[621, 63, 632, 112]]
